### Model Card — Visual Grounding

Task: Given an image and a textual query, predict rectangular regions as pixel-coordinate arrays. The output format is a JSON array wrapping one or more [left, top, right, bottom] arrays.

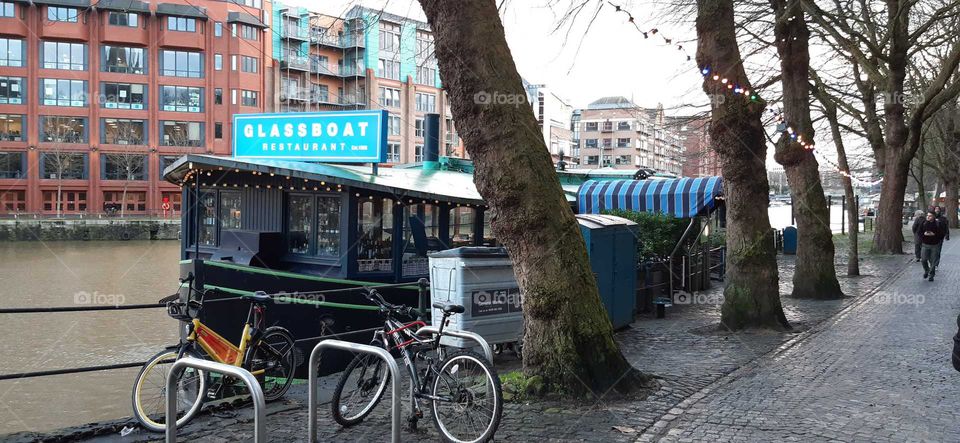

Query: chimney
[[423, 113, 441, 170]]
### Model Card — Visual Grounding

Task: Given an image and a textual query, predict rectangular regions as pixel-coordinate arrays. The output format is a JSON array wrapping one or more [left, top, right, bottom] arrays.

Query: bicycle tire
[[249, 326, 297, 401], [331, 350, 391, 426], [131, 347, 207, 433], [430, 350, 503, 443]]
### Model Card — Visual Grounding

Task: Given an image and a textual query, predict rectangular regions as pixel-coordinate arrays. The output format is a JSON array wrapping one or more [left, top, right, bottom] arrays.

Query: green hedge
[[603, 209, 690, 261]]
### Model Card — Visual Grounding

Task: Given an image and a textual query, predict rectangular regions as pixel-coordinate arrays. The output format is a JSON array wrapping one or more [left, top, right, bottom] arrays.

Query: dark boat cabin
[[162, 154, 547, 283]]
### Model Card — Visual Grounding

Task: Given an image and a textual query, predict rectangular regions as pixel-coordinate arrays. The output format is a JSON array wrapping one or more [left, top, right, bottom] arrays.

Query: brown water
[[0, 241, 181, 435]]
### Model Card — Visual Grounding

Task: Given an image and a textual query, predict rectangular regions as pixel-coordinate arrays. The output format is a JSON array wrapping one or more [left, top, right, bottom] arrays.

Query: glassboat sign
[[232, 110, 388, 163]]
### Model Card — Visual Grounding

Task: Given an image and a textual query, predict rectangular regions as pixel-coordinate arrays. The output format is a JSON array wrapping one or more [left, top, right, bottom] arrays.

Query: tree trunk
[[770, 0, 843, 299], [817, 82, 860, 276], [417, 0, 649, 396], [696, 0, 789, 330], [873, 151, 909, 253]]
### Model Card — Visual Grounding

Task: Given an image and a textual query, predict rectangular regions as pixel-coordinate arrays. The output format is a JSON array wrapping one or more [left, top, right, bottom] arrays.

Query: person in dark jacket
[[934, 206, 950, 268], [912, 209, 926, 261], [920, 211, 946, 281]]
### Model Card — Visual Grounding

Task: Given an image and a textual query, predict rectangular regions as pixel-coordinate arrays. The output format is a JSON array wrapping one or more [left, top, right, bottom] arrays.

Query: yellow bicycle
[[131, 274, 297, 432]]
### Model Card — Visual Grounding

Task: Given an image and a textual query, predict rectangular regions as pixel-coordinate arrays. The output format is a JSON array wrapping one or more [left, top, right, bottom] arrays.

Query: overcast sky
[[284, 0, 703, 111]]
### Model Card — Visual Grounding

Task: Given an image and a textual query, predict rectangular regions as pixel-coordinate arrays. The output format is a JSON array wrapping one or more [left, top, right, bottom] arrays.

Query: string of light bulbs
[[606, 1, 882, 184]]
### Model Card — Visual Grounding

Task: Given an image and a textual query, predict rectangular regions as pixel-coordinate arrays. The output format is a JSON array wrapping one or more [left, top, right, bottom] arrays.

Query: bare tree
[[103, 120, 147, 218], [41, 119, 85, 218], [416, 0, 652, 396]]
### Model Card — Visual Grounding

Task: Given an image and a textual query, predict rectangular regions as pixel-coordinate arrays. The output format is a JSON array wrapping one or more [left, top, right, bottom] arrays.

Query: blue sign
[[233, 110, 388, 163]]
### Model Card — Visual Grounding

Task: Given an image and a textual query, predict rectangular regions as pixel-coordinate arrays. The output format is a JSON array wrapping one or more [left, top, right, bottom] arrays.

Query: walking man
[[912, 209, 926, 262], [935, 206, 951, 269], [920, 211, 946, 281]]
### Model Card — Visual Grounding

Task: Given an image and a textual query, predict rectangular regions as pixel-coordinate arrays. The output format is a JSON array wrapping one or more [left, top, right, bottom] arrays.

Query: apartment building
[[271, 4, 464, 164], [0, 0, 273, 215], [577, 96, 684, 175], [670, 114, 719, 178], [523, 81, 574, 164]]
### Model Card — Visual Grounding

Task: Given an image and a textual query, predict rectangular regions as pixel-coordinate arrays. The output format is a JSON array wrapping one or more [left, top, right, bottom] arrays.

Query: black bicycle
[[331, 288, 503, 443]]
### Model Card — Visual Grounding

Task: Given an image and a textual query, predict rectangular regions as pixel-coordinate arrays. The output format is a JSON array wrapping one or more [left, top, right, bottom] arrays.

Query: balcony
[[310, 32, 365, 48], [282, 27, 309, 41], [280, 54, 310, 72], [311, 60, 366, 78], [280, 87, 307, 102]]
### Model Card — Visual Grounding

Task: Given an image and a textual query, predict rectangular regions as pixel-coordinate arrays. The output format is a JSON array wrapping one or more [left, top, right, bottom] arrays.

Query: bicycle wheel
[[249, 326, 297, 401], [331, 351, 391, 426], [430, 350, 503, 443], [131, 347, 207, 433]]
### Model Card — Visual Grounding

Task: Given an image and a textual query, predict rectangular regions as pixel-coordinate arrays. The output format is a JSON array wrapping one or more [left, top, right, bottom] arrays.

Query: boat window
[[401, 204, 441, 276], [197, 192, 216, 246], [220, 191, 241, 231], [358, 197, 394, 272], [448, 206, 475, 248], [482, 210, 498, 247], [316, 196, 341, 257], [288, 194, 313, 254]]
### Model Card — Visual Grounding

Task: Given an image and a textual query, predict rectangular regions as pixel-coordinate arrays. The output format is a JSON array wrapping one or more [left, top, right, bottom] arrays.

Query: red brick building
[[671, 114, 719, 178], [0, 0, 273, 216]]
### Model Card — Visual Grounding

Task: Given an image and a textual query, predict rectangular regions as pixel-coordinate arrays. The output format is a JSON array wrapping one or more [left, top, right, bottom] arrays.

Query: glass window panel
[[358, 197, 394, 272], [220, 191, 241, 230], [198, 192, 216, 246], [316, 196, 341, 256], [288, 194, 312, 254], [449, 207, 475, 248]]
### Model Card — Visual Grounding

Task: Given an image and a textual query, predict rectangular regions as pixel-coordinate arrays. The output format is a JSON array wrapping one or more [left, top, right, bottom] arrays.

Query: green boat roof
[[164, 155, 578, 205]]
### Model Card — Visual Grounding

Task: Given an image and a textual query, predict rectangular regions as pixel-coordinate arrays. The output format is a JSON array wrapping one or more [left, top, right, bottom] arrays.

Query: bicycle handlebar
[[364, 288, 422, 320]]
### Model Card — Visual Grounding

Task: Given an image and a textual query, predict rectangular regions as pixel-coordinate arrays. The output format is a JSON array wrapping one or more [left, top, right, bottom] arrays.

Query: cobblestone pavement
[[14, 249, 915, 443]]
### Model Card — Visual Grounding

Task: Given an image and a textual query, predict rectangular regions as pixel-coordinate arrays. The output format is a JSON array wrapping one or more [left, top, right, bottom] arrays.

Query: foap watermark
[[674, 291, 724, 305], [74, 291, 126, 306], [473, 91, 529, 107], [873, 291, 925, 306]]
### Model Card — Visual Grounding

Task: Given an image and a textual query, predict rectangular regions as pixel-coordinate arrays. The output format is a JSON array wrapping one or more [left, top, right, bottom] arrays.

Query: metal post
[[193, 172, 200, 257], [842, 194, 846, 234], [415, 326, 494, 363], [790, 198, 795, 226], [166, 358, 265, 443], [827, 195, 832, 232], [309, 340, 400, 443]]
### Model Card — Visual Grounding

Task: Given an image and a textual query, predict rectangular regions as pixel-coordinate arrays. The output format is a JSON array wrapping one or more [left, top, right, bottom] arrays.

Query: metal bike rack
[[308, 340, 401, 443], [166, 357, 266, 443], [416, 326, 494, 362]]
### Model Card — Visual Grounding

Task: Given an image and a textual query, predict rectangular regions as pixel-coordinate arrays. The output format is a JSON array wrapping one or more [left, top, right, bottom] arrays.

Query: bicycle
[[331, 288, 503, 443], [131, 274, 298, 432]]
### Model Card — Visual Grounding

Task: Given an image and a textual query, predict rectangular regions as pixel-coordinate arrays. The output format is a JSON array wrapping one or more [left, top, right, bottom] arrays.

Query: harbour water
[[0, 241, 180, 435]]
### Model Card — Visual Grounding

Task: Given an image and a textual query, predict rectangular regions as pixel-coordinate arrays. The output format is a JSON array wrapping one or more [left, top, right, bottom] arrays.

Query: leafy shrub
[[603, 209, 690, 261]]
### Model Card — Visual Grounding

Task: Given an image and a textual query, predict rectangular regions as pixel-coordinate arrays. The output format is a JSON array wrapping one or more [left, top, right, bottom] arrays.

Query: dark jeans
[[922, 243, 940, 273]]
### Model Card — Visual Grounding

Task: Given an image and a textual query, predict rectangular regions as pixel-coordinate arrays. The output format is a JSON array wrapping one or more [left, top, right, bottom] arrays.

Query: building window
[[40, 116, 86, 143], [220, 191, 241, 230], [42, 41, 86, 70], [617, 138, 630, 148], [161, 191, 182, 213], [102, 119, 145, 145], [101, 82, 145, 109], [584, 138, 598, 148], [415, 31, 434, 57], [312, 84, 328, 102], [41, 79, 86, 107], [0, 152, 24, 179], [617, 121, 631, 131], [233, 0, 262, 7], [287, 194, 312, 254], [379, 87, 400, 108], [0, 190, 25, 212], [196, 192, 216, 245], [108, 12, 138, 27], [615, 155, 632, 165], [167, 16, 196, 32], [214, 54, 222, 70], [0, 2, 15, 18], [103, 45, 145, 74], [0, 77, 23, 104], [47, 6, 78, 22], [387, 142, 400, 162], [316, 196, 341, 256], [357, 197, 394, 272], [0, 38, 22, 67], [415, 93, 436, 113], [415, 118, 424, 138], [214, 122, 222, 139], [160, 85, 203, 112], [585, 155, 599, 165], [379, 22, 400, 52], [602, 138, 612, 148], [416, 66, 436, 85], [43, 191, 87, 213], [378, 59, 400, 80], [103, 191, 146, 213], [160, 121, 203, 147], [102, 154, 146, 180], [40, 152, 86, 179], [159, 155, 179, 175], [449, 207, 475, 248], [387, 114, 400, 136], [241, 90, 257, 107], [241, 56, 258, 73], [0, 114, 23, 141], [214, 88, 222, 105], [214, 21, 222, 37], [585, 122, 598, 131], [415, 144, 424, 163], [239, 24, 259, 40], [160, 50, 203, 78]]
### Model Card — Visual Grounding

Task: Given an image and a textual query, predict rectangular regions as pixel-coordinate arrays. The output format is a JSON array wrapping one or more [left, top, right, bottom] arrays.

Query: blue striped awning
[[577, 177, 723, 218]]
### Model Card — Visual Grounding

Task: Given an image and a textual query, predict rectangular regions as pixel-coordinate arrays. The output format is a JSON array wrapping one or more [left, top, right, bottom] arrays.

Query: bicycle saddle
[[246, 291, 273, 304], [432, 302, 465, 314]]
